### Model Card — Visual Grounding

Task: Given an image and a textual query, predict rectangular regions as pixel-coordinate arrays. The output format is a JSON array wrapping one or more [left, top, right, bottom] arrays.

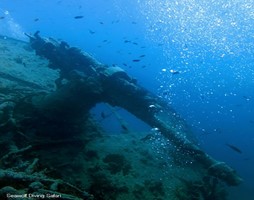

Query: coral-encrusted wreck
[[0, 33, 242, 200]]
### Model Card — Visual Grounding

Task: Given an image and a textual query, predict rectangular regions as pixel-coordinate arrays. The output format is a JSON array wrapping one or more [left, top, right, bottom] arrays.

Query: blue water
[[1, 0, 254, 199]]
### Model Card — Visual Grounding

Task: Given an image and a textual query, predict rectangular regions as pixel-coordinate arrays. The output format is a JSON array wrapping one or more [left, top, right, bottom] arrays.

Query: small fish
[[123, 63, 127, 66], [124, 40, 131, 43], [102, 39, 108, 43], [132, 59, 140, 62], [74, 15, 84, 19], [121, 124, 128, 131], [89, 30, 95, 34], [34, 18, 39, 22], [132, 42, 138, 45], [132, 21, 137, 24], [139, 55, 145, 58], [226, 143, 242, 154], [0, 16, 5, 20], [99, 21, 104, 24], [170, 69, 180, 75], [141, 65, 146, 68]]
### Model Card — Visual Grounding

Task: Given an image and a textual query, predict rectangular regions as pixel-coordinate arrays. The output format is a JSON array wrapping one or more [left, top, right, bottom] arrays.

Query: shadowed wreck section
[[0, 33, 242, 199], [101, 75, 242, 187]]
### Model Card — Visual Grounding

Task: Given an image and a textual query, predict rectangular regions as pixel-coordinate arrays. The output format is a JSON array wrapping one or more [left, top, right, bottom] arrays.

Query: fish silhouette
[[226, 143, 242, 154], [74, 15, 84, 19]]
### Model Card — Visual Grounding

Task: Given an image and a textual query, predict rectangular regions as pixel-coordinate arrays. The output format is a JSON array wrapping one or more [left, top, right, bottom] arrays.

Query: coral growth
[[103, 153, 132, 175], [174, 175, 228, 200], [89, 172, 129, 200]]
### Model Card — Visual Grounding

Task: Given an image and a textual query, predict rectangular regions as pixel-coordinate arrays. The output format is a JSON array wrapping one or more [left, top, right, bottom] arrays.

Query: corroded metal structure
[[25, 32, 242, 187]]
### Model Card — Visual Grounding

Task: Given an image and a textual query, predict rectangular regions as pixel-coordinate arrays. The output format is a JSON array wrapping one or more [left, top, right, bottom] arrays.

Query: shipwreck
[[0, 33, 242, 200]]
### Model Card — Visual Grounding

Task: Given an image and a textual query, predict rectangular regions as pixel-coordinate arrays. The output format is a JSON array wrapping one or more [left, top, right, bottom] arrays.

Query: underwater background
[[1, 0, 254, 199]]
